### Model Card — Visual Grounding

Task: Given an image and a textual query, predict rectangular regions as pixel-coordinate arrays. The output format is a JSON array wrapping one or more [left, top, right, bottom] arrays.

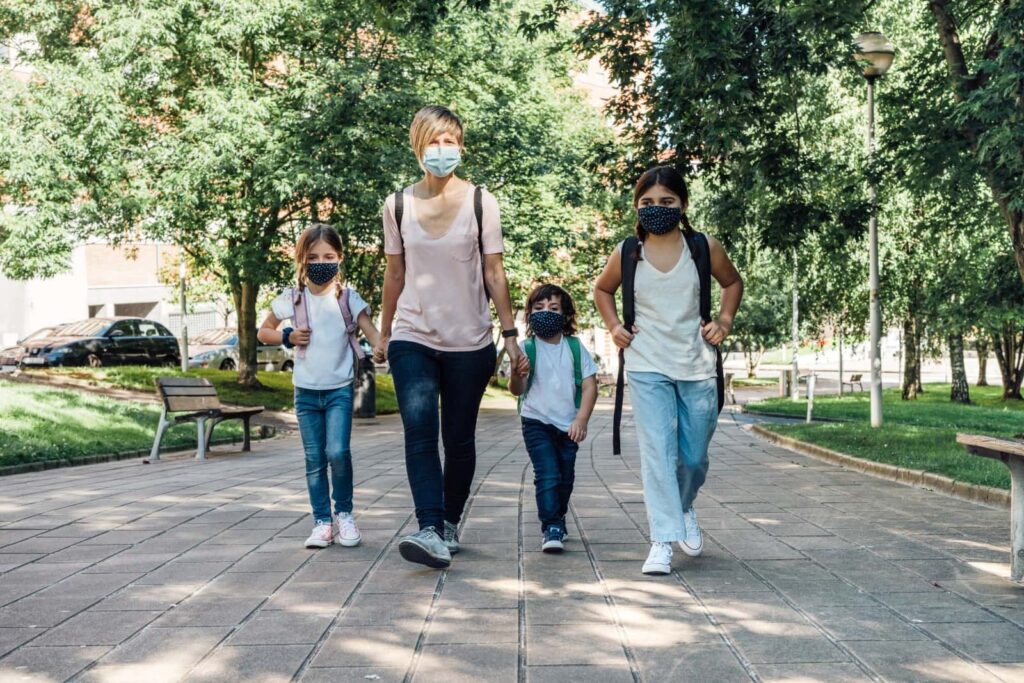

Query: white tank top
[[623, 240, 718, 381]]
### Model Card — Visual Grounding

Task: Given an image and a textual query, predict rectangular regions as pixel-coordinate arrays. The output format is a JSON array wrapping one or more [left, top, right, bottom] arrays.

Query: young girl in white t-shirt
[[509, 284, 599, 553], [258, 224, 381, 550]]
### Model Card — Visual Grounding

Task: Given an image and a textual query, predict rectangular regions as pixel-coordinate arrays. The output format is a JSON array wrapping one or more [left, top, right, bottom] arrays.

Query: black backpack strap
[[393, 190, 405, 249], [686, 231, 725, 413], [614, 236, 641, 455], [475, 186, 490, 301]]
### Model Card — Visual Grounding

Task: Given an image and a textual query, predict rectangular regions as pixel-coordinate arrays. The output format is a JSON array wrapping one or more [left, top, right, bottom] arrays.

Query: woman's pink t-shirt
[[383, 185, 504, 351]]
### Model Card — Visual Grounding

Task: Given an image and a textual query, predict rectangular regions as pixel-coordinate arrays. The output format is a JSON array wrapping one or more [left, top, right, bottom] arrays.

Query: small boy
[[510, 284, 599, 552]]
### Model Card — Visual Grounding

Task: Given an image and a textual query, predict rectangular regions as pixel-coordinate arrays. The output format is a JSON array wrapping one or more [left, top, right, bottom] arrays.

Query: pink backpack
[[290, 286, 365, 361]]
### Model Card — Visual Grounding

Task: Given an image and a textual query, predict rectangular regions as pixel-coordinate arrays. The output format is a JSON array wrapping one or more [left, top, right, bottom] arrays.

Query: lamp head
[[853, 32, 895, 78]]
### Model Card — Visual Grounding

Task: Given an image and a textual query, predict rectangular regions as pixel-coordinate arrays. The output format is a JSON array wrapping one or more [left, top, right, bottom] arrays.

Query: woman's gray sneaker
[[443, 521, 461, 554], [399, 526, 451, 569]]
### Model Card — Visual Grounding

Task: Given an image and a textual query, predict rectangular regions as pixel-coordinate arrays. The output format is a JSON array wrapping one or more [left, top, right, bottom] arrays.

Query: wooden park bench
[[956, 434, 1024, 584], [842, 373, 864, 393], [149, 377, 264, 461]]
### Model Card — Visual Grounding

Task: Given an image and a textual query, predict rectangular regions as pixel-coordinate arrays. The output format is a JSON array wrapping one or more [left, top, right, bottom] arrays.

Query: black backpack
[[393, 185, 490, 301], [613, 231, 725, 455]]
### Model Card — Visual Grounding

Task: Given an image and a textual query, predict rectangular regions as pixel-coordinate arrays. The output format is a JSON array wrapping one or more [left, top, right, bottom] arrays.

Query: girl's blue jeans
[[295, 384, 354, 523]]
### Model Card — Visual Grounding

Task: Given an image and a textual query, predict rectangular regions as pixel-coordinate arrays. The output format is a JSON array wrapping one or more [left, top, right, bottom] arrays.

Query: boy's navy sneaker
[[542, 526, 565, 553]]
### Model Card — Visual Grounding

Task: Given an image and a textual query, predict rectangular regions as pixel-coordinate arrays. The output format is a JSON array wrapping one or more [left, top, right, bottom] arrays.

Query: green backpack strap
[[566, 335, 583, 409], [517, 338, 536, 415]]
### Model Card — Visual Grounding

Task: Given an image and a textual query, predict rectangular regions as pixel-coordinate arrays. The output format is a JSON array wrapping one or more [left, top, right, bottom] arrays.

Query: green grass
[[732, 377, 778, 387], [27, 367, 398, 415], [0, 380, 247, 467], [748, 384, 1023, 490]]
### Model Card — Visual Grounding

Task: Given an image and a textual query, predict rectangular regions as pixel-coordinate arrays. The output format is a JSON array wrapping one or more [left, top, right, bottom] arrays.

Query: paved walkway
[[1, 402, 1023, 682]]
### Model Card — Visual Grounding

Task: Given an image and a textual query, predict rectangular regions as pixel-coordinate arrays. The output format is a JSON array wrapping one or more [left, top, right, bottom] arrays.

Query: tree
[[1, 0, 628, 387]]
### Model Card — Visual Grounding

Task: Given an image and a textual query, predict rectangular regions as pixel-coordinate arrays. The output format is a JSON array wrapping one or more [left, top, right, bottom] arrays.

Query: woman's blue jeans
[[295, 384, 354, 524], [389, 340, 496, 531], [627, 373, 717, 543]]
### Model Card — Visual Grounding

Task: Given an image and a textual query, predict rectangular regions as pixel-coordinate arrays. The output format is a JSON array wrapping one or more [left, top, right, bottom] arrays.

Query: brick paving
[[1, 400, 1022, 682]]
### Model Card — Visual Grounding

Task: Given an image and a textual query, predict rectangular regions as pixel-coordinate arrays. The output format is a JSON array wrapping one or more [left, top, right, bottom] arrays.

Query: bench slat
[[156, 377, 213, 388], [161, 386, 220, 397], [957, 434, 1024, 459], [166, 395, 222, 412]]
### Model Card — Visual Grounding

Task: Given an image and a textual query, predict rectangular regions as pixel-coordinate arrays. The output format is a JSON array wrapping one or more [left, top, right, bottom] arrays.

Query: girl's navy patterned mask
[[306, 262, 338, 285], [638, 206, 682, 235], [529, 310, 566, 339]]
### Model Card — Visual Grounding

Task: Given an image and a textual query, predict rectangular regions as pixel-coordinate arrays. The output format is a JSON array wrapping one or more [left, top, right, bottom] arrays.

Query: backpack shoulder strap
[[291, 287, 310, 360], [337, 288, 365, 360], [517, 337, 536, 415], [393, 190, 405, 250], [474, 186, 490, 302], [614, 237, 641, 455], [567, 335, 583, 410], [686, 231, 713, 324]]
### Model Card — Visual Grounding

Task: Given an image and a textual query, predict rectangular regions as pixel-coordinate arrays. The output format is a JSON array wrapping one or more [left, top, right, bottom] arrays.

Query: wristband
[[501, 328, 519, 339], [282, 327, 295, 349]]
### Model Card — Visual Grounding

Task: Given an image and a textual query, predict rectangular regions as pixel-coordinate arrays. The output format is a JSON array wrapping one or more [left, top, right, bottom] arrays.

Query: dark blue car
[[19, 317, 181, 368]]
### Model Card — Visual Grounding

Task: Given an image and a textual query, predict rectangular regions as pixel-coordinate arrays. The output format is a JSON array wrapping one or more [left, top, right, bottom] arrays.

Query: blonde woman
[[374, 105, 524, 568]]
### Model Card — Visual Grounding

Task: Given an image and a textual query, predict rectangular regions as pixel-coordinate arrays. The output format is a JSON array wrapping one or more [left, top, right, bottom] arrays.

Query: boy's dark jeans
[[389, 340, 496, 531], [521, 417, 578, 532]]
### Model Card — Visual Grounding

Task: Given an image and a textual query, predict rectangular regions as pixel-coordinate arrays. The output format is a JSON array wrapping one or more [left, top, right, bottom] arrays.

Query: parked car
[[17, 317, 180, 368], [188, 327, 293, 372], [1, 325, 68, 372]]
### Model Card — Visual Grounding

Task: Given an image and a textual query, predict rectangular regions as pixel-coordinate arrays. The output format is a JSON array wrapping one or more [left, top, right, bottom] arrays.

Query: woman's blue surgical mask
[[422, 145, 462, 178]]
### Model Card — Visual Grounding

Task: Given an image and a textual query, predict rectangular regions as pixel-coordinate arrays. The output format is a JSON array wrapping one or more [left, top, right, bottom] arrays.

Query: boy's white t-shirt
[[518, 336, 598, 432], [271, 287, 369, 391]]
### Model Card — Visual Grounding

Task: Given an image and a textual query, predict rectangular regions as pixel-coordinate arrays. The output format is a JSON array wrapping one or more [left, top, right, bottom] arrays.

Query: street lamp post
[[854, 32, 894, 428], [179, 260, 189, 373]]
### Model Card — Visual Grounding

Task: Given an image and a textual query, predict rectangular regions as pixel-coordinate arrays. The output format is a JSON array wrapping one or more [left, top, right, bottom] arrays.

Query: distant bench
[[842, 373, 864, 393], [150, 377, 264, 461], [957, 434, 1024, 584]]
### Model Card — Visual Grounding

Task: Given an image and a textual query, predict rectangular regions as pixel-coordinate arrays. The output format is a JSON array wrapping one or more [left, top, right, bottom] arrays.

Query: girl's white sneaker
[[304, 520, 333, 549], [642, 542, 673, 575], [679, 508, 703, 557], [335, 513, 361, 547]]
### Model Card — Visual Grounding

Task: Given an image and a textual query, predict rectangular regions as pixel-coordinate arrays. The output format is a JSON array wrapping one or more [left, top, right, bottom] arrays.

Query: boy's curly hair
[[525, 284, 577, 337]]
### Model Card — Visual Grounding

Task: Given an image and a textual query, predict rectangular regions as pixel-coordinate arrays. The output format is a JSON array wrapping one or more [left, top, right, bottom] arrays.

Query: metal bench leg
[[150, 408, 170, 461], [196, 417, 208, 460], [1009, 457, 1024, 583], [242, 416, 252, 452], [206, 419, 218, 455]]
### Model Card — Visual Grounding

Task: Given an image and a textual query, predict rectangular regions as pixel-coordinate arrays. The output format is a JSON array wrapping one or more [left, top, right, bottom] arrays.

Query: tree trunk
[[992, 326, 1024, 400], [902, 317, 919, 401], [948, 332, 970, 403], [916, 327, 924, 393], [233, 279, 262, 389], [977, 337, 989, 386], [745, 347, 763, 378]]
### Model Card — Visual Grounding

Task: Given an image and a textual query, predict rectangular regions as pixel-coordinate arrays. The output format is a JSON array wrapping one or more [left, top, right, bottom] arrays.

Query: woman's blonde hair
[[294, 223, 344, 297], [409, 105, 464, 163]]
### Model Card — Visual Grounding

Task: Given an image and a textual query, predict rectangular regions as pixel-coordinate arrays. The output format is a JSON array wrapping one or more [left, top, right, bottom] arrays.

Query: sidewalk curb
[[749, 423, 1010, 510]]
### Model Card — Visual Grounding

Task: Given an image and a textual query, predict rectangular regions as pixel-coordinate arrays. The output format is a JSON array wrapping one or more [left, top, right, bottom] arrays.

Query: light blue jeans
[[627, 372, 717, 543], [295, 384, 354, 523]]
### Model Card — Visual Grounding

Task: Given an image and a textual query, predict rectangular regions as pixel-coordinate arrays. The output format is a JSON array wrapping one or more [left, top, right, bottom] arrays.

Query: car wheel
[[282, 360, 293, 372], [220, 358, 236, 371], [87, 354, 102, 368]]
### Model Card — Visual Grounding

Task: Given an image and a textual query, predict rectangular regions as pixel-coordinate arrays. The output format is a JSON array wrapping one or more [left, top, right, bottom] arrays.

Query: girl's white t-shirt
[[518, 336, 598, 433], [271, 287, 369, 391], [624, 240, 718, 381]]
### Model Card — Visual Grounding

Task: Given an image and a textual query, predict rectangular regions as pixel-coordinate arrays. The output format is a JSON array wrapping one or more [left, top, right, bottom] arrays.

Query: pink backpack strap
[[338, 288, 365, 360], [291, 287, 310, 359]]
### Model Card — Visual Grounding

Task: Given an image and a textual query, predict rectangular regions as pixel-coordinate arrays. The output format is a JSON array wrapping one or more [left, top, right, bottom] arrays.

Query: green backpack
[[517, 335, 584, 415]]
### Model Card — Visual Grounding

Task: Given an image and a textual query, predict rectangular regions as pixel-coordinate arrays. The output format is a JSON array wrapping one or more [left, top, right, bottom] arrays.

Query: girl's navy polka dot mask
[[637, 206, 681, 235], [306, 262, 338, 285], [529, 310, 566, 339]]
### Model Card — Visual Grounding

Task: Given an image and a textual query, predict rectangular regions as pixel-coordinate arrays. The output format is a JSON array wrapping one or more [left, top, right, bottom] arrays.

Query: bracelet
[[501, 328, 519, 339], [282, 327, 295, 349]]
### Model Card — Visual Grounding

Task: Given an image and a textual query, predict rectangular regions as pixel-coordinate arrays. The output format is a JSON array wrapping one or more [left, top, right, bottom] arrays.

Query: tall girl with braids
[[258, 224, 382, 550], [593, 166, 743, 576]]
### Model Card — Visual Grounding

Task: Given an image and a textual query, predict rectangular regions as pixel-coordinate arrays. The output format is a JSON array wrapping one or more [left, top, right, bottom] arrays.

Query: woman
[[594, 165, 743, 575], [374, 105, 525, 569]]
